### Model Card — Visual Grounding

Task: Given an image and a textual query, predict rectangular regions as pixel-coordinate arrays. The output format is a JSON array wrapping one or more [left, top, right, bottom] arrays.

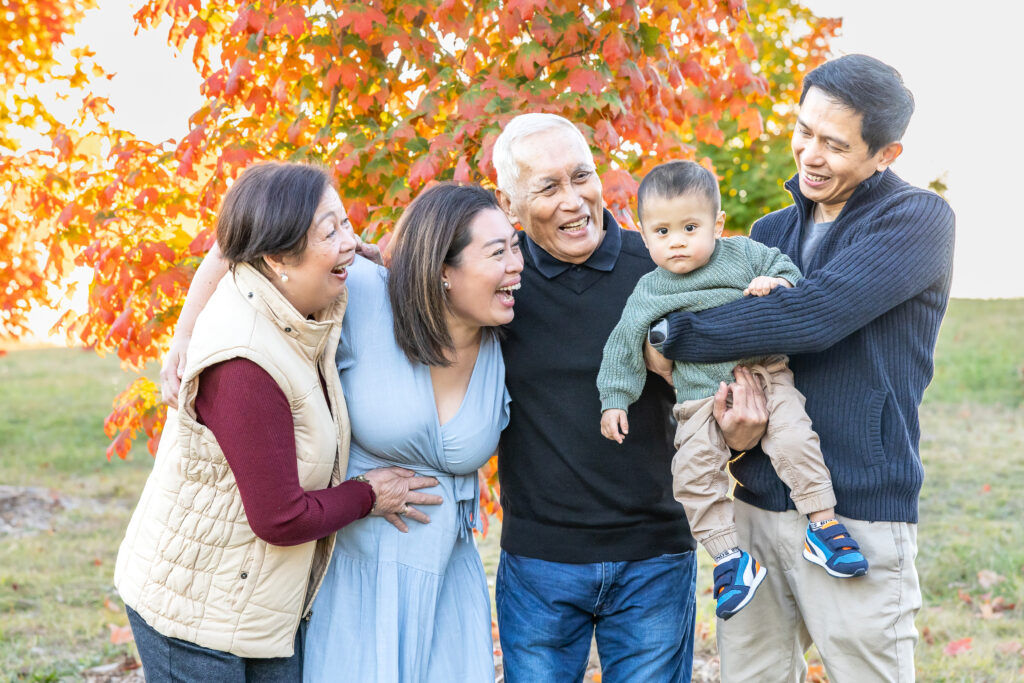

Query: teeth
[[497, 283, 521, 293], [331, 265, 347, 274], [804, 172, 829, 182], [561, 218, 587, 231]]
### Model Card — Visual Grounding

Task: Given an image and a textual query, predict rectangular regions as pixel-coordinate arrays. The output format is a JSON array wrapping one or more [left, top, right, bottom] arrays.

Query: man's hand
[[160, 335, 190, 408], [743, 276, 793, 297], [643, 340, 674, 387], [601, 409, 630, 444], [714, 366, 768, 451]]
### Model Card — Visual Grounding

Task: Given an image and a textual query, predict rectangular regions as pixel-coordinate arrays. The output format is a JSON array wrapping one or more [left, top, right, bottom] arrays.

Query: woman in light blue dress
[[304, 184, 524, 682]]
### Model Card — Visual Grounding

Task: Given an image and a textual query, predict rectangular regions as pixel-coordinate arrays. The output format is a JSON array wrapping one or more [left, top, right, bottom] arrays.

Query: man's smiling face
[[792, 86, 900, 221], [501, 128, 605, 264]]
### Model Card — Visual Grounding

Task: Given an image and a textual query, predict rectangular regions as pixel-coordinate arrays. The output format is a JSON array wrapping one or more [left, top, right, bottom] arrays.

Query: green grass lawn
[[1, 297, 1022, 681]]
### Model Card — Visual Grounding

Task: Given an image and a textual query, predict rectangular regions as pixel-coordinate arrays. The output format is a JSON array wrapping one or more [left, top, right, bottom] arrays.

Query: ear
[[874, 141, 903, 172], [714, 210, 726, 238], [637, 224, 650, 250], [263, 253, 286, 279], [495, 188, 518, 225]]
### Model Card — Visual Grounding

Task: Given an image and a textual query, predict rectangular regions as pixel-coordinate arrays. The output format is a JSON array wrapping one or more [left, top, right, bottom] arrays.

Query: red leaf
[[943, 637, 972, 656], [566, 68, 606, 94], [408, 155, 441, 188], [453, 156, 472, 183]]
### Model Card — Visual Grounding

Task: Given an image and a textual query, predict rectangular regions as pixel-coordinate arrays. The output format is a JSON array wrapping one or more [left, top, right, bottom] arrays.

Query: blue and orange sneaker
[[803, 520, 869, 578], [712, 550, 766, 620]]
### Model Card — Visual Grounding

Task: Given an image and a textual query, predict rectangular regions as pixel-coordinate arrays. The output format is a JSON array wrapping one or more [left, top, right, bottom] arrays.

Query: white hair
[[493, 113, 593, 199]]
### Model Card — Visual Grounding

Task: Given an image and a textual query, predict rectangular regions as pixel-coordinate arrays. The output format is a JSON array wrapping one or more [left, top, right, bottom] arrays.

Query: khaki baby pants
[[670, 355, 837, 558]]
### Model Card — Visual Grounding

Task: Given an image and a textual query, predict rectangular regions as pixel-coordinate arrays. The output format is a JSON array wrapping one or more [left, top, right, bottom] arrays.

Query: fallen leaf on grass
[[103, 597, 121, 613], [981, 483, 991, 493], [978, 569, 1005, 589], [997, 641, 1023, 656], [108, 623, 134, 645], [921, 626, 935, 645], [957, 589, 973, 605], [978, 595, 1016, 620], [943, 637, 972, 656]]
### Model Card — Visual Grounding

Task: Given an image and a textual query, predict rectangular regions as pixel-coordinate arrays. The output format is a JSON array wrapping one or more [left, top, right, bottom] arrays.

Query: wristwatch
[[648, 317, 669, 352]]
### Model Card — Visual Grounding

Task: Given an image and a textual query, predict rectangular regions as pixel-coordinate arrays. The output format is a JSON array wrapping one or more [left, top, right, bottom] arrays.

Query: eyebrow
[[481, 237, 509, 248], [530, 164, 594, 187], [315, 209, 346, 225], [797, 117, 851, 150]]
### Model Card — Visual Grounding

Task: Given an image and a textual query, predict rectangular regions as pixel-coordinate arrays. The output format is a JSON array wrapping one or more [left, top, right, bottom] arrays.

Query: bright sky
[[31, 0, 1023, 346]]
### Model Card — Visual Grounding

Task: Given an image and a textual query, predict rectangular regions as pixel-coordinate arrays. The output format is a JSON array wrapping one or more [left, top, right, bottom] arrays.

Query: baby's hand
[[743, 276, 793, 297], [601, 409, 630, 444]]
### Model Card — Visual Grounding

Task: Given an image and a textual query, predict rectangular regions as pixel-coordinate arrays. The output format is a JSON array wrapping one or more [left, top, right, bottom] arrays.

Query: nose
[[556, 182, 585, 211], [799, 138, 824, 166], [338, 226, 357, 255], [507, 246, 524, 274]]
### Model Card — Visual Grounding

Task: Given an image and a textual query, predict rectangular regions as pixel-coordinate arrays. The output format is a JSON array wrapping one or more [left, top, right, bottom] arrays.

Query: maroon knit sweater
[[194, 358, 374, 546]]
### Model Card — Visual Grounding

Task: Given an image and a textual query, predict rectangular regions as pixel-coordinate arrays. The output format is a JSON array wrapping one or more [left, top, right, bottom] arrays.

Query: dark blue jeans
[[126, 605, 305, 682], [496, 550, 697, 683]]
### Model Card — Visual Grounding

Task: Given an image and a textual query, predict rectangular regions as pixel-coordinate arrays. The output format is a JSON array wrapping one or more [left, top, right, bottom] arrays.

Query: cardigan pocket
[[865, 389, 889, 467]]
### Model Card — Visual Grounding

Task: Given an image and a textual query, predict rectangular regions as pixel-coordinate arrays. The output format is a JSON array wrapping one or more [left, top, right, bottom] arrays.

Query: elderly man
[[651, 55, 955, 681], [491, 113, 765, 682]]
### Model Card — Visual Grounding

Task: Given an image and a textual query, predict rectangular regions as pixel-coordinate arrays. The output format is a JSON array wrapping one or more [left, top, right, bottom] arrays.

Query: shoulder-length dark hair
[[387, 183, 499, 367], [216, 162, 334, 275]]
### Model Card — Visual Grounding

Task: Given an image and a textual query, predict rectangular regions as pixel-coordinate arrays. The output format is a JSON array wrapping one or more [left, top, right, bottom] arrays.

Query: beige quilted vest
[[114, 263, 350, 658]]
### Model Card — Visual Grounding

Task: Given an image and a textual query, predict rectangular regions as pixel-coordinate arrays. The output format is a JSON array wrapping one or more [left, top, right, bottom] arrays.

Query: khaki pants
[[670, 356, 836, 558], [718, 500, 921, 682]]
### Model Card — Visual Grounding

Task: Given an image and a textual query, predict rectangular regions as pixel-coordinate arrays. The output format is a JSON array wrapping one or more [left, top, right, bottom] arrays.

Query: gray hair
[[494, 113, 593, 199]]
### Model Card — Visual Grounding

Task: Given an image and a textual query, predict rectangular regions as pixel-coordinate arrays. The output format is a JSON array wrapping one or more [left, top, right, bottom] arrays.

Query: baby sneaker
[[713, 550, 767, 620], [803, 520, 869, 578]]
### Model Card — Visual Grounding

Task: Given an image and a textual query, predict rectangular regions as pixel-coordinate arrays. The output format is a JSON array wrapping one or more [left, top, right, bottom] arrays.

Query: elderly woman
[[162, 182, 524, 681], [116, 162, 440, 680]]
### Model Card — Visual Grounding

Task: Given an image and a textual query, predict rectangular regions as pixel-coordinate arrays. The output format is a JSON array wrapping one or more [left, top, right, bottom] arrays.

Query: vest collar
[[231, 263, 347, 362]]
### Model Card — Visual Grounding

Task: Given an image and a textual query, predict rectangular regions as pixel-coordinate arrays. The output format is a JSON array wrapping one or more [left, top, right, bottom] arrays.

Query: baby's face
[[639, 192, 724, 275]]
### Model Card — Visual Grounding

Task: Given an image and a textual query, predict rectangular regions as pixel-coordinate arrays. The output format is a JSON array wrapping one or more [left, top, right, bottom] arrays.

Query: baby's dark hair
[[637, 161, 720, 227]]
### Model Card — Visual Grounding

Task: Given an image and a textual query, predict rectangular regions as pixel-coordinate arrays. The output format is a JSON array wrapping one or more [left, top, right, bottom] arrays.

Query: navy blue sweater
[[662, 169, 955, 523]]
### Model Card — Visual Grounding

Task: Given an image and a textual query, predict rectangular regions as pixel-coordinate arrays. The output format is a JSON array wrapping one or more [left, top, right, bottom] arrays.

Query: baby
[[597, 161, 868, 620]]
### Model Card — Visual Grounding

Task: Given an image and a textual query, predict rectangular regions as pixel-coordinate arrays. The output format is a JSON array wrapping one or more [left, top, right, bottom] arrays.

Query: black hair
[[388, 183, 501, 366], [216, 162, 334, 274], [637, 160, 720, 226], [800, 54, 915, 155]]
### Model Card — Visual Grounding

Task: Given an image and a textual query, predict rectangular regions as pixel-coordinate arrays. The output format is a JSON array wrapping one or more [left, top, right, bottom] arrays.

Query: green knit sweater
[[598, 236, 801, 408]]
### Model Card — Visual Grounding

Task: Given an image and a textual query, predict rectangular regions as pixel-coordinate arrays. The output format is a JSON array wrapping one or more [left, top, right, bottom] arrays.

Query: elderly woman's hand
[[362, 467, 443, 532]]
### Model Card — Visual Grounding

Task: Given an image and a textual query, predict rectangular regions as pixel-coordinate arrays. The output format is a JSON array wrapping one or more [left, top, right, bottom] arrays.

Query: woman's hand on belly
[[364, 467, 443, 532]]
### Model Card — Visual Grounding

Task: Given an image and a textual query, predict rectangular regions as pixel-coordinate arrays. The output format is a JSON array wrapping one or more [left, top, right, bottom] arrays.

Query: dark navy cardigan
[[662, 169, 955, 523]]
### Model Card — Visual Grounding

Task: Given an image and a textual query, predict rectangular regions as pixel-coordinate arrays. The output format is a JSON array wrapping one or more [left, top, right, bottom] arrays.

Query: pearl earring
[[443, 280, 450, 290], [280, 272, 289, 283]]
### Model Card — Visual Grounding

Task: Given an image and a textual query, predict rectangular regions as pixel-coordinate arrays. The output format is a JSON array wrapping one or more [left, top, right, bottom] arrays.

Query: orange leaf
[[108, 623, 134, 645]]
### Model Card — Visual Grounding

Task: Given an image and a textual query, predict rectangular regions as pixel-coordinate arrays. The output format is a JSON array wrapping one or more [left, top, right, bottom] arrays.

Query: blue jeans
[[496, 550, 697, 683], [126, 605, 305, 682]]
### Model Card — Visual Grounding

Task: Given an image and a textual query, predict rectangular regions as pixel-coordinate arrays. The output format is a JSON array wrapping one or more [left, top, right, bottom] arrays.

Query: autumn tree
[[0, 0, 103, 338], [0, 0, 836, 464], [705, 0, 839, 233]]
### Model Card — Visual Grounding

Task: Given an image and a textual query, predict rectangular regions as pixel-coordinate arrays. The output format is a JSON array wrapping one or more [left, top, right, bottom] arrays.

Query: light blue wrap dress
[[303, 256, 508, 682]]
